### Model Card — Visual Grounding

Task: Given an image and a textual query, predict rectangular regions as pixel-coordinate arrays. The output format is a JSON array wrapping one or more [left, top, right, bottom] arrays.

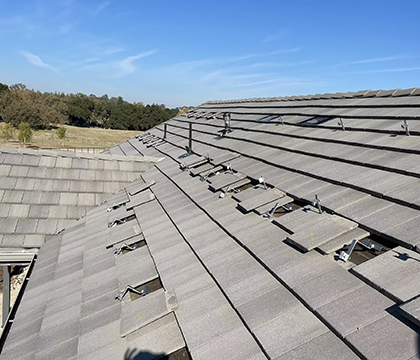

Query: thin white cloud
[[93, 1, 111, 15], [81, 49, 157, 77], [267, 48, 301, 55], [115, 50, 157, 76], [59, 57, 101, 69], [100, 47, 125, 56], [349, 67, 420, 74], [19, 50, 56, 71], [349, 55, 408, 64], [237, 78, 327, 88], [249, 62, 294, 68], [263, 35, 276, 44], [262, 30, 293, 44]]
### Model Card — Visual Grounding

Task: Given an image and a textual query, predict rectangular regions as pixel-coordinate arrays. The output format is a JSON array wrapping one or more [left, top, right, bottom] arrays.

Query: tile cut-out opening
[[114, 240, 147, 256], [335, 234, 396, 265], [110, 214, 137, 227], [271, 201, 303, 218], [130, 278, 163, 301], [161, 347, 192, 360]]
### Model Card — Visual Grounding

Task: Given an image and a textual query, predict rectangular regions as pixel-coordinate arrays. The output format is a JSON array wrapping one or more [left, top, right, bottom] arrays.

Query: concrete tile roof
[[4, 88, 420, 359], [0, 147, 161, 249]]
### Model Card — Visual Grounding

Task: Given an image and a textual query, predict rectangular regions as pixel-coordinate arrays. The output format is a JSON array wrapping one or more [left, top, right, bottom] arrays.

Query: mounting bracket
[[339, 239, 358, 262], [115, 284, 148, 301]]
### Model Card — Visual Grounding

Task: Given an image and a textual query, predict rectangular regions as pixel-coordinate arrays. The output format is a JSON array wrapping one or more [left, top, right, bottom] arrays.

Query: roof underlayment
[[3, 87, 420, 359]]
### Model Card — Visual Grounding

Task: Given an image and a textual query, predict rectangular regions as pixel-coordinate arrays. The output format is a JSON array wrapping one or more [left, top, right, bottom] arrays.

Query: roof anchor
[[225, 163, 233, 174], [280, 116, 284, 125], [179, 162, 189, 171], [312, 194, 322, 214], [108, 218, 126, 228], [264, 202, 279, 218], [401, 120, 410, 136], [107, 203, 122, 212], [115, 284, 148, 302], [258, 175, 267, 190], [339, 239, 358, 262], [114, 243, 138, 256], [223, 113, 232, 134], [338, 118, 345, 131], [218, 185, 238, 198], [219, 185, 231, 199], [205, 153, 213, 162], [360, 239, 383, 251], [200, 169, 216, 182]]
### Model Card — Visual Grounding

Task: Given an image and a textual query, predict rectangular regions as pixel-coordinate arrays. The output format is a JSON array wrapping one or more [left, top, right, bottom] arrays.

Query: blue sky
[[0, 0, 419, 107]]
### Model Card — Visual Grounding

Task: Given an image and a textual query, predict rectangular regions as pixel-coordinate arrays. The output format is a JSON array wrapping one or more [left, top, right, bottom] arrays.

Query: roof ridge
[[202, 87, 420, 105], [0, 146, 162, 163]]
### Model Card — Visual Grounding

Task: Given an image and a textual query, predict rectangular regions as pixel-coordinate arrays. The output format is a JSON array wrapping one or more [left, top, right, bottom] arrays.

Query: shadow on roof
[[124, 348, 166, 360]]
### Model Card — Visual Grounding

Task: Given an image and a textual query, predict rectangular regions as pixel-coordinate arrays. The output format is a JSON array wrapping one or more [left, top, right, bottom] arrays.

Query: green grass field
[[0, 123, 141, 149]]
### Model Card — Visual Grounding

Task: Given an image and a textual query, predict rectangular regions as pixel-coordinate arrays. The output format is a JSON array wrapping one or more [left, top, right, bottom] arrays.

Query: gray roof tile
[[318, 227, 370, 254], [0, 164, 12, 176], [2, 189, 24, 203], [237, 285, 300, 329], [79, 169, 96, 181], [9, 204, 29, 218], [120, 289, 170, 337], [40, 191, 61, 205], [316, 285, 394, 337], [15, 218, 39, 233], [61, 168, 80, 180], [115, 245, 158, 291], [346, 314, 420, 360], [36, 219, 58, 235], [126, 312, 185, 357], [237, 188, 285, 212], [77, 338, 127, 360], [0, 176, 17, 189], [254, 305, 329, 359], [34, 336, 78, 360], [8, 165, 29, 177], [55, 157, 73, 168], [190, 326, 266, 360], [48, 205, 69, 219], [351, 247, 420, 303], [23, 234, 46, 248], [72, 158, 89, 169], [29, 204, 50, 218], [45, 167, 64, 179], [21, 155, 40, 167], [0, 203, 11, 217], [81, 288, 118, 319], [293, 266, 365, 310], [77, 320, 121, 358], [59, 192, 78, 206], [399, 296, 420, 328], [80, 303, 121, 336], [22, 191, 43, 204], [51, 179, 71, 192], [38, 156, 57, 167], [4, 153, 23, 165], [15, 177, 36, 190], [2, 234, 24, 247], [67, 206, 88, 219], [273, 331, 360, 360]]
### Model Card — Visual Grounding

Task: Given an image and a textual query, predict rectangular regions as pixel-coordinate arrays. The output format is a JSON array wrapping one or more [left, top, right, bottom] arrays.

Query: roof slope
[[0, 147, 160, 249], [4, 88, 420, 359]]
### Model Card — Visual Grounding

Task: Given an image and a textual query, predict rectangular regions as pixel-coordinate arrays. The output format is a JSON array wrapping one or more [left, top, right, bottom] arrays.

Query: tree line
[[0, 82, 186, 131]]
